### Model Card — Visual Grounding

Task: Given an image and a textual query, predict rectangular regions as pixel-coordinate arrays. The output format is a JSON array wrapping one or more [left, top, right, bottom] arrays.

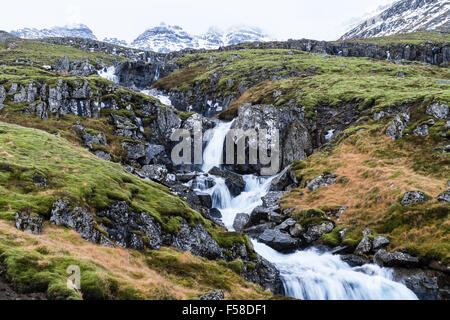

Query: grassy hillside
[[0, 121, 270, 300]]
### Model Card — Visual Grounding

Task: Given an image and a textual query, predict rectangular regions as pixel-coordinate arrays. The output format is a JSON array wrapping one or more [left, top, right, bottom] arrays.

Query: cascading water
[[196, 120, 418, 300]]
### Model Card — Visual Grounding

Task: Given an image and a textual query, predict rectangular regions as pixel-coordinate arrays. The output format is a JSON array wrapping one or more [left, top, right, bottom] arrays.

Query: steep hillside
[[341, 0, 450, 40]]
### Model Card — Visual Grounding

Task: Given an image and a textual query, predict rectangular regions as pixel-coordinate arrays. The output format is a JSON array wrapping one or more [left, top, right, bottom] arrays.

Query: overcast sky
[[2, 0, 396, 42]]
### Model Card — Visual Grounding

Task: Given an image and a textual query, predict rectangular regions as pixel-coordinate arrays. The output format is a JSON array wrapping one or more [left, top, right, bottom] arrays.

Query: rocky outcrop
[[401, 191, 430, 206], [14, 213, 43, 235], [386, 113, 409, 140], [54, 56, 96, 76], [306, 173, 338, 191], [71, 121, 107, 150], [373, 236, 390, 250], [258, 229, 299, 252], [393, 268, 450, 300], [242, 256, 285, 295], [374, 249, 420, 268], [0, 86, 5, 111], [269, 165, 298, 192], [303, 222, 335, 244], [199, 290, 225, 300]]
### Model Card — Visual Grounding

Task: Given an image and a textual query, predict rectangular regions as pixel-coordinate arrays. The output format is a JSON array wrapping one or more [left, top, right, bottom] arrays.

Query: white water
[[98, 66, 119, 83], [141, 89, 172, 106], [197, 120, 418, 300]]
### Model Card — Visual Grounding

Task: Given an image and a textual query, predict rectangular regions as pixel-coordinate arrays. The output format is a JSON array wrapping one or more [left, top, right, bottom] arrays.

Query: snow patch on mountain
[[340, 0, 450, 40]]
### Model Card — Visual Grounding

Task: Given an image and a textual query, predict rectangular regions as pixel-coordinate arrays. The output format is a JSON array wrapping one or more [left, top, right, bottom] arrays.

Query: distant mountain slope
[[340, 0, 450, 40], [131, 24, 271, 53], [11, 24, 97, 40]]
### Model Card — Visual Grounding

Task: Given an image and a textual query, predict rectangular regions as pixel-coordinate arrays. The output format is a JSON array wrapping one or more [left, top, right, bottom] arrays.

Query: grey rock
[[136, 165, 168, 183], [261, 192, 284, 209], [401, 191, 429, 206], [303, 222, 335, 243], [341, 254, 370, 267], [50, 200, 113, 247], [196, 192, 213, 209], [14, 213, 43, 235], [209, 167, 246, 197], [276, 218, 296, 232], [143, 144, 167, 165], [413, 124, 429, 136], [244, 223, 275, 237], [242, 256, 284, 295], [209, 208, 222, 219], [94, 150, 112, 161], [71, 121, 107, 150], [393, 268, 450, 300], [374, 249, 420, 268], [437, 189, 450, 203], [282, 121, 313, 168], [199, 290, 225, 301], [55, 56, 70, 73], [354, 236, 372, 255], [233, 213, 250, 232], [122, 141, 146, 160], [289, 223, 304, 238], [426, 103, 449, 120], [0, 86, 5, 111], [258, 229, 299, 253], [8, 83, 18, 94], [268, 212, 283, 224], [373, 236, 390, 250], [248, 206, 271, 226], [386, 114, 408, 140], [269, 165, 298, 191], [307, 173, 338, 191], [362, 228, 372, 236]]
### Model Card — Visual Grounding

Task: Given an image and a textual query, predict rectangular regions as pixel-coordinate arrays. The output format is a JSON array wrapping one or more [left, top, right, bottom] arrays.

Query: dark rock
[[393, 268, 450, 300], [209, 208, 222, 219], [401, 191, 430, 206], [95, 150, 112, 161], [244, 223, 275, 237], [306, 173, 338, 191], [276, 218, 296, 232], [248, 206, 271, 226], [14, 213, 43, 235], [437, 189, 450, 203], [261, 192, 284, 209], [136, 165, 168, 183], [330, 246, 350, 254], [176, 172, 198, 183], [354, 236, 372, 255], [373, 236, 390, 250], [242, 256, 284, 295], [258, 229, 299, 253], [233, 213, 250, 232], [199, 290, 225, 301], [269, 165, 298, 191], [71, 121, 107, 150], [50, 200, 113, 247], [268, 212, 283, 224], [341, 254, 370, 267], [209, 167, 246, 197], [196, 192, 213, 209], [303, 222, 335, 243], [122, 141, 146, 160], [374, 249, 420, 268]]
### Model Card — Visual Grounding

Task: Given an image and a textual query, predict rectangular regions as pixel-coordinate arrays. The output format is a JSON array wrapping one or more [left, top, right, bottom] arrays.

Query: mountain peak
[[340, 0, 450, 40], [11, 24, 97, 40]]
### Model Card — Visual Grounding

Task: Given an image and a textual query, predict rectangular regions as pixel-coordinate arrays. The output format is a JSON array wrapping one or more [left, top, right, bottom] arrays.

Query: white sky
[[1, 0, 397, 42]]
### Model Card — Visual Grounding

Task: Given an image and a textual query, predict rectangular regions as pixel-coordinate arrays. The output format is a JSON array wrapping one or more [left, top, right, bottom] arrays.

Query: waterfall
[[199, 120, 417, 300], [98, 66, 119, 83]]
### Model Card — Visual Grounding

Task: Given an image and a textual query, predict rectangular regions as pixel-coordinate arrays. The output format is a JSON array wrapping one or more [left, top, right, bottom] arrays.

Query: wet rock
[[50, 200, 113, 247], [437, 189, 450, 203], [306, 173, 338, 191], [242, 256, 284, 295], [303, 222, 335, 243], [233, 213, 250, 232], [209, 167, 246, 197], [374, 249, 420, 268], [401, 191, 430, 206], [196, 192, 212, 209], [282, 121, 313, 168], [373, 236, 390, 250], [354, 237, 372, 255], [426, 103, 449, 120], [176, 172, 198, 183], [386, 115, 408, 140], [199, 290, 225, 301], [268, 212, 283, 224], [341, 254, 370, 267], [209, 208, 222, 219], [248, 206, 271, 226], [14, 213, 43, 235], [393, 268, 450, 300], [258, 229, 299, 253], [244, 223, 275, 237], [269, 165, 298, 191]]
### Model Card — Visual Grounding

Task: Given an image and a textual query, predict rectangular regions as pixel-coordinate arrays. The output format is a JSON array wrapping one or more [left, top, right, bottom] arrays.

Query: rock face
[[306, 173, 338, 191], [54, 56, 96, 76], [401, 191, 430, 206], [269, 165, 298, 192], [437, 189, 450, 202], [393, 268, 450, 300], [242, 256, 285, 295], [209, 167, 246, 196], [354, 237, 372, 255], [374, 249, 420, 268], [258, 229, 299, 252], [14, 213, 43, 235]]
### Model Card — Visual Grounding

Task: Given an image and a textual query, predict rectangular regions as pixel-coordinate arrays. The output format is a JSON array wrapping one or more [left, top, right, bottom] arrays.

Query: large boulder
[[373, 236, 390, 250], [426, 103, 449, 120], [386, 114, 409, 140], [261, 192, 284, 209], [306, 173, 338, 191], [374, 249, 420, 268], [233, 213, 250, 232], [282, 120, 313, 168], [401, 191, 430, 206], [248, 206, 271, 226], [258, 229, 299, 253], [393, 268, 450, 300], [354, 236, 372, 255], [269, 165, 298, 191], [341, 254, 370, 267], [242, 256, 285, 295], [303, 222, 335, 243], [209, 167, 246, 196], [437, 189, 450, 203], [196, 192, 213, 209], [14, 213, 43, 235]]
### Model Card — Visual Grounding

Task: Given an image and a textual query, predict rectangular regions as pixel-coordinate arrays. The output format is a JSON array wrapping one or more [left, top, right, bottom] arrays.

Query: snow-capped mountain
[[131, 23, 271, 53], [11, 24, 97, 40], [340, 0, 450, 40], [103, 37, 129, 47]]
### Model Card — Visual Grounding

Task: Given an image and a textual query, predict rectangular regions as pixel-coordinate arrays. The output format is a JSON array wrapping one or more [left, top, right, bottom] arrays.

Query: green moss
[[227, 260, 244, 274]]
